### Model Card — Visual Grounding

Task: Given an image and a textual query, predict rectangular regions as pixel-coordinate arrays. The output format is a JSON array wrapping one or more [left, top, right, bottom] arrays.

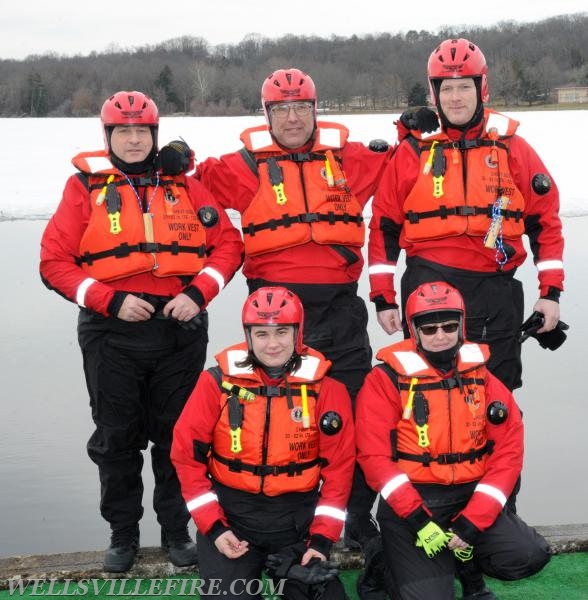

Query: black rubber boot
[[161, 527, 198, 567], [356, 536, 391, 600], [458, 560, 496, 600], [103, 525, 140, 573]]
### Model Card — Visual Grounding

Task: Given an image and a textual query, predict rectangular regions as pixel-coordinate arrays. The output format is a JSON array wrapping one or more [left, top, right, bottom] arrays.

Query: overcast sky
[[1, 1, 586, 61]]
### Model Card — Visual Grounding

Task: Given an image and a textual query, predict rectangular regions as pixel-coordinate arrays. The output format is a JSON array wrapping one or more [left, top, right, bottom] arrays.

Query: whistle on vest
[[267, 158, 288, 205], [484, 196, 510, 249], [105, 182, 122, 235], [413, 392, 430, 448]]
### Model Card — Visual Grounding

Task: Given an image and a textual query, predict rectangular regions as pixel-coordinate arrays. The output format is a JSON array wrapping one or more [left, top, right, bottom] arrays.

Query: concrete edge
[[1, 524, 587, 590]]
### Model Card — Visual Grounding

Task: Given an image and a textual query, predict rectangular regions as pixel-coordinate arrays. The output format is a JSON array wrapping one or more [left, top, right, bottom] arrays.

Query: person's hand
[[117, 294, 155, 321], [399, 107, 439, 133], [214, 530, 249, 559], [163, 292, 201, 323], [415, 521, 449, 558], [377, 308, 402, 335], [156, 140, 194, 175], [532, 298, 560, 333], [301, 548, 326, 566]]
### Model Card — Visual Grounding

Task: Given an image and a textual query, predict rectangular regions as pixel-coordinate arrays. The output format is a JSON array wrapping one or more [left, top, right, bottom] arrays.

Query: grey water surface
[[0, 218, 585, 557]]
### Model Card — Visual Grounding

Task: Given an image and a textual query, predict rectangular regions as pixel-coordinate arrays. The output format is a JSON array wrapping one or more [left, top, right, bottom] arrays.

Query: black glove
[[398, 107, 439, 134], [519, 311, 569, 350], [156, 139, 194, 175], [265, 554, 339, 585]]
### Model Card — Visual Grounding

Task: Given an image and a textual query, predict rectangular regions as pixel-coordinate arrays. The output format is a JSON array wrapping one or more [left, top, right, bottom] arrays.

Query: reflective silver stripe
[[381, 474, 409, 499], [200, 266, 225, 291], [475, 483, 506, 507], [76, 278, 97, 307], [186, 491, 218, 512], [314, 505, 346, 522], [368, 264, 396, 275], [536, 259, 564, 272]]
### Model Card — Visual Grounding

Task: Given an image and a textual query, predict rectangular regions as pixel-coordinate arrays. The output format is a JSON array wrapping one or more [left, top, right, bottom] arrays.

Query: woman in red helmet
[[356, 281, 550, 600], [369, 38, 565, 393], [39, 90, 243, 572], [172, 287, 355, 600], [160, 67, 391, 554]]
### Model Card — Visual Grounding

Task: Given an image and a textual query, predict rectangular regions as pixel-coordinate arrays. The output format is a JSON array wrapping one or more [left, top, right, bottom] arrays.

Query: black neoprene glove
[[156, 140, 194, 175], [265, 554, 339, 585], [398, 107, 439, 134]]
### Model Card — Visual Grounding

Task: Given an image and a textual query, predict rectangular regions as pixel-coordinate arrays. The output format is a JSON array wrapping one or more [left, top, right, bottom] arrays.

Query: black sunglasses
[[418, 322, 460, 336]]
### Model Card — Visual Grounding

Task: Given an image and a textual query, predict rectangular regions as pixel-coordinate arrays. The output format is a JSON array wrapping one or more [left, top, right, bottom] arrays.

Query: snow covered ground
[[0, 110, 586, 220]]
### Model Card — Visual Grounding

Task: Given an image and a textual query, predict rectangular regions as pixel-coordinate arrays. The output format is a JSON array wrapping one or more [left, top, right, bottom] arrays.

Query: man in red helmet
[[369, 38, 565, 393], [40, 90, 243, 572], [171, 287, 355, 599], [356, 282, 550, 600], [160, 67, 392, 553]]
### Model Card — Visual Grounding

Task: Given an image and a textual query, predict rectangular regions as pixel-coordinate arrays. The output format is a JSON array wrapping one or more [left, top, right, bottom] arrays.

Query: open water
[[0, 214, 585, 558]]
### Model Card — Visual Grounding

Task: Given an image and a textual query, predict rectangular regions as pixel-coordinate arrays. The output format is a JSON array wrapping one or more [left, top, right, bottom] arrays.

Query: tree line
[[1, 13, 587, 117]]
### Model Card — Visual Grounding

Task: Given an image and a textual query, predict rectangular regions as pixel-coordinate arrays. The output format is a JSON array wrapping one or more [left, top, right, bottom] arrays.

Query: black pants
[[377, 486, 550, 600], [197, 530, 347, 600], [78, 308, 208, 532], [401, 257, 525, 391], [248, 279, 377, 516]]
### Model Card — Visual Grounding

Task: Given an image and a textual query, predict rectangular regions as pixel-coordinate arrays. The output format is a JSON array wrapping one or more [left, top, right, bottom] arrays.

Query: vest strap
[[393, 440, 495, 466], [398, 377, 485, 392], [76, 242, 206, 266], [212, 451, 324, 477], [406, 205, 522, 225], [243, 212, 363, 236]]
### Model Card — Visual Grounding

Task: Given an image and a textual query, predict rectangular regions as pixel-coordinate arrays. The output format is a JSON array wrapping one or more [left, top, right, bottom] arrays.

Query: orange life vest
[[74, 151, 206, 282], [376, 339, 493, 485], [403, 109, 525, 243], [238, 122, 365, 256], [208, 342, 331, 496]]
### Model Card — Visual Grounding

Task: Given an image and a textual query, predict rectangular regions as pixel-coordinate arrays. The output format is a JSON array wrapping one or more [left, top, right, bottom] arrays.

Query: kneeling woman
[[172, 287, 355, 600]]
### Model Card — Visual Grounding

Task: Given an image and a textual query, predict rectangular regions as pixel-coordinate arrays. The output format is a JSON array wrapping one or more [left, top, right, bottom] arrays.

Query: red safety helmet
[[101, 91, 159, 127], [427, 38, 489, 104], [242, 286, 305, 354], [405, 282, 465, 343], [100, 91, 159, 152], [261, 68, 317, 121]]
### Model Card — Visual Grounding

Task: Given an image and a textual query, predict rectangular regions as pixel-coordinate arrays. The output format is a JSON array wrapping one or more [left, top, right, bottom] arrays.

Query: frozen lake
[[0, 112, 585, 557]]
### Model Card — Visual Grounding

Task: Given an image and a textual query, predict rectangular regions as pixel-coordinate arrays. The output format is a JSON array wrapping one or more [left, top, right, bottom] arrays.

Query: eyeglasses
[[269, 102, 314, 119], [418, 322, 460, 336]]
